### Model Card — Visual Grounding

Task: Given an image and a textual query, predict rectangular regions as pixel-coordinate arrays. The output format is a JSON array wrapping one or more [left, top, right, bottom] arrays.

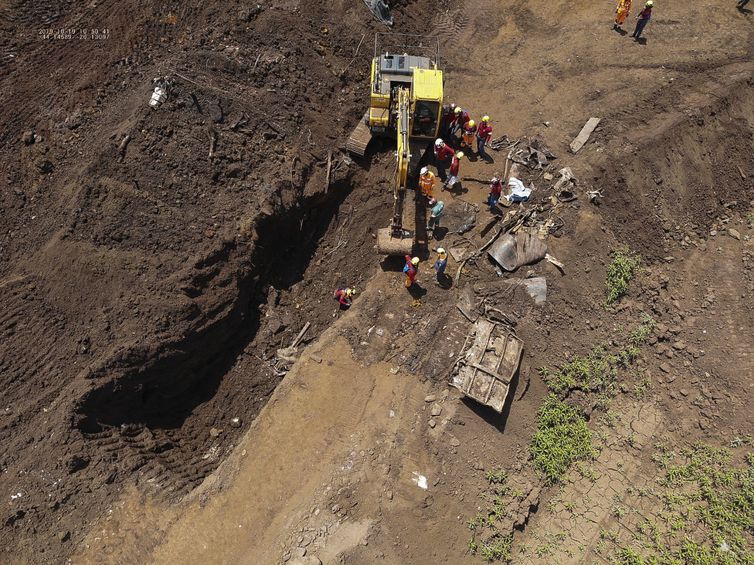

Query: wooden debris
[[208, 129, 217, 159], [325, 150, 333, 193], [570, 117, 601, 153], [291, 321, 311, 348], [117, 134, 131, 156]]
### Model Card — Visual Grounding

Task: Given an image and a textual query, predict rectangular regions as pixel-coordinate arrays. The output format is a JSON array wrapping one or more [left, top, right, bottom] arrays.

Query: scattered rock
[[449, 437, 461, 447], [428, 419, 436, 429], [386, 490, 393, 501], [424, 394, 437, 403], [310, 354, 322, 364], [230, 417, 242, 428], [21, 130, 34, 145], [331, 504, 340, 513], [728, 228, 741, 240], [672, 340, 686, 351], [659, 362, 672, 373], [58, 531, 70, 543], [66, 455, 89, 474], [209, 427, 222, 438], [430, 404, 442, 417], [37, 159, 54, 173]]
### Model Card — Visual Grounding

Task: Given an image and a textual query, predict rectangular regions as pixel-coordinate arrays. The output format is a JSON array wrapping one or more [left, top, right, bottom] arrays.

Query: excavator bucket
[[376, 227, 414, 255], [346, 111, 373, 157]]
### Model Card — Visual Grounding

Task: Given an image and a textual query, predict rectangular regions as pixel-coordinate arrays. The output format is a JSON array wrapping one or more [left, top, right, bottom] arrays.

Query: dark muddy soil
[[0, 0, 433, 561]]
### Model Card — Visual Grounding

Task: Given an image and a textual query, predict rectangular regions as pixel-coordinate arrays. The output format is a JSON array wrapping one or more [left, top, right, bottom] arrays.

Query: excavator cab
[[346, 34, 443, 255]]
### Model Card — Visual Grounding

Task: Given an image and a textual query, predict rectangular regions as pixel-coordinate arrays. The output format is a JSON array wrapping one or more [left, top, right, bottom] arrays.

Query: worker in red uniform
[[476, 115, 493, 161], [403, 255, 420, 289], [450, 106, 470, 141], [487, 174, 504, 210], [440, 103, 456, 138], [433, 138, 455, 182], [446, 151, 464, 189], [333, 287, 355, 308]]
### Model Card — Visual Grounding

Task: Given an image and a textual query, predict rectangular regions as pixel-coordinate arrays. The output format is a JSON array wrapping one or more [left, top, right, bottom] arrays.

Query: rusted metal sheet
[[451, 319, 524, 413]]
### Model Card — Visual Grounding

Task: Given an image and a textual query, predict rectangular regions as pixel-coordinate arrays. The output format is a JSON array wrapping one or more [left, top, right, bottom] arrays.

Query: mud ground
[[1, 0, 753, 563]]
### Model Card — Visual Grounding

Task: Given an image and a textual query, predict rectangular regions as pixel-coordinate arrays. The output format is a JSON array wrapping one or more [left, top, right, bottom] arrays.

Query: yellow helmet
[[346, 287, 355, 296], [468, 119, 476, 128], [454, 106, 462, 115], [411, 257, 420, 265], [482, 115, 490, 122], [456, 151, 465, 159]]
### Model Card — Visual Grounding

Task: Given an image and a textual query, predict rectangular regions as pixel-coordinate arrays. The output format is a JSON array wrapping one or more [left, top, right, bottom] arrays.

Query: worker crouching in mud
[[333, 287, 356, 309]]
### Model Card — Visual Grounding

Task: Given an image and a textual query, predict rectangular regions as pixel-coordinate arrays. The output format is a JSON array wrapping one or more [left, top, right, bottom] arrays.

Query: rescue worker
[[426, 198, 445, 234], [631, 0, 652, 40], [403, 255, 420, 289], [461, 120, 477, 151], [487, 175, 504, 210], [433, 138, 455, 181], [440, 103, 456, 138], [433, 248, 448, 284], [333, 287, 355, 308], [614, 0, 632, 30], [450, 106, 471, 140], [419, 166, 436, 200], [446, 151, 464, 189], [476, 115, 494, 161]]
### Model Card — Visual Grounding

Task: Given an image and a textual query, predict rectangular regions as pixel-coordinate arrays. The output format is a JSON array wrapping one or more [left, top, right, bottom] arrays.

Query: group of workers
[[403, 248, 448, 290], [613, 0, 653, 39]]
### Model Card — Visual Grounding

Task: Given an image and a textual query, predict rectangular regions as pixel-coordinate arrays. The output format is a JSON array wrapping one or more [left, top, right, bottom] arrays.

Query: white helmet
[[421, 166, 429, 175], [435, 138, 444, 147], [437, 247, 446, 255]]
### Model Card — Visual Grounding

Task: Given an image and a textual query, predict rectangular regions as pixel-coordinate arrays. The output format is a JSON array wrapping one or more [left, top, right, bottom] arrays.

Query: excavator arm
[[391, 87, 410, 236]]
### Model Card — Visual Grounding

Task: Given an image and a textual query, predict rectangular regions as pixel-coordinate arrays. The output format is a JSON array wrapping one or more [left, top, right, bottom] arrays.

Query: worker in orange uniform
[[476, 115, 493, 161], [446, 151, 464, 189], [403, 255, 420, 289], [419, 166, 436, 199], [461, 120, 477, 151], [433, 138, 455, 182]]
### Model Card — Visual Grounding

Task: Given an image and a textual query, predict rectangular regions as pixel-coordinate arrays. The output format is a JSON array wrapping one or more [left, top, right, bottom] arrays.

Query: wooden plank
[[569, 117, 601, 153]]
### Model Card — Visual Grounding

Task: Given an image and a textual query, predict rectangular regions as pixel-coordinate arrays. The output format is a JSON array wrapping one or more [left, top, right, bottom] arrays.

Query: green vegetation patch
[[530, 395, 597, 483], [467, 470, 517, 562], [540, 315, 655, 397], [606, 248, 641, 305], [608, 443, 754, 564]]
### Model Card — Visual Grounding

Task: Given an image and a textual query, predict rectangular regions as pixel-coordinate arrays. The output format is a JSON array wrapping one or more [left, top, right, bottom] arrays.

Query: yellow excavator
[[347, 33, 444, 255]]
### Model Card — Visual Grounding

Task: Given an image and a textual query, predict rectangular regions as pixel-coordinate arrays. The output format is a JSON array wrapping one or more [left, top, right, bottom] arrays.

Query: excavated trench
[[73, 169, 383, 496]]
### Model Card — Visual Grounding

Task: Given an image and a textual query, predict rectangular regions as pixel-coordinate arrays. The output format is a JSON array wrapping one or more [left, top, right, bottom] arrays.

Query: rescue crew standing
[[631, 0, 653, 40], [614, 0, 632, 30], [433, 138, 455, 181], [403, 255, 420, 289], [476, 116, 493, 161], [419, 166, 436, 199]]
